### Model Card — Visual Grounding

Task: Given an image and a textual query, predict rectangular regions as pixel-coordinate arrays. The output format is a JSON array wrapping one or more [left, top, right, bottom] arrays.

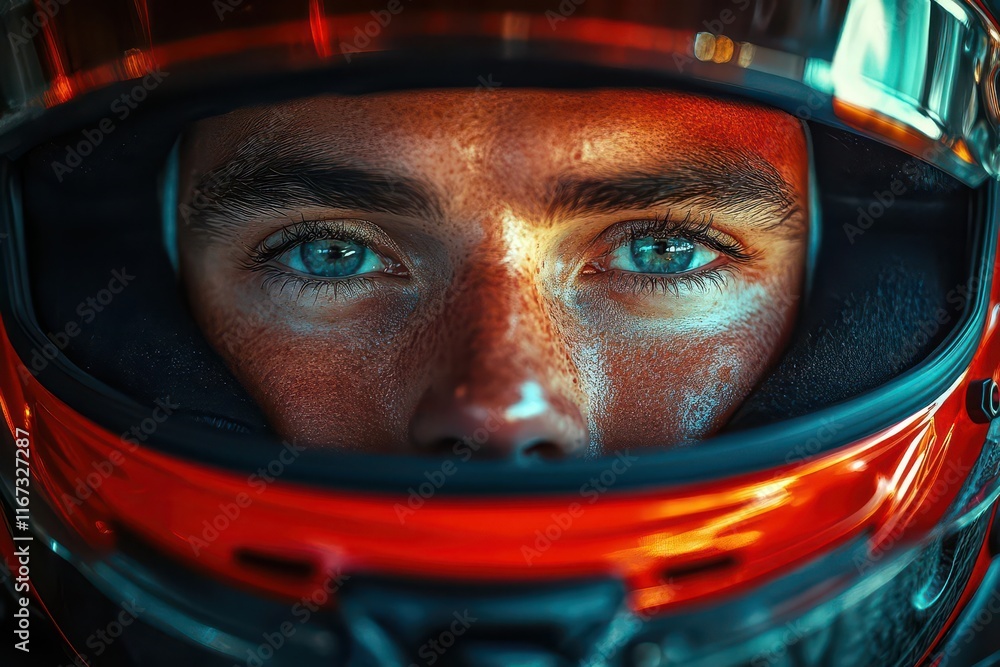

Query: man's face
[[177, 89, 809, 459]]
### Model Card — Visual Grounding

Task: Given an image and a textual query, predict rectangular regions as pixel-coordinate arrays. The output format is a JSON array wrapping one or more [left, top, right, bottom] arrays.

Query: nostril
[[410, 383, 588, 461], [422, 438, 464, 457], [520, 440, 566, 462]]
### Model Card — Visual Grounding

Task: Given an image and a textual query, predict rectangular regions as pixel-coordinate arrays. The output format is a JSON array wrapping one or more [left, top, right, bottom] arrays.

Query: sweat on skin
[[176, 89, 810, 459]]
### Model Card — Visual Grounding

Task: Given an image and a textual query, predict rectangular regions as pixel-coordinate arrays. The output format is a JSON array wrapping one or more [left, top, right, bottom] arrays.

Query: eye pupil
[[299, 239, 365, 277], [630, 236, 696, 273]]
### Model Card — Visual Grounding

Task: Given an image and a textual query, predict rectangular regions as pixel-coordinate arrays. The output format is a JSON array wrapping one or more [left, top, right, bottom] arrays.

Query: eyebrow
[[183, 150, 444, 242], [184, 144, 803, 241], [545, 148, 803, 230]]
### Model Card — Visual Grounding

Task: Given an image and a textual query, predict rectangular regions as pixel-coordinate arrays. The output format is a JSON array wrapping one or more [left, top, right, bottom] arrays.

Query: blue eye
[[608, 236, 719, 274], [276, 239, 387, 278]]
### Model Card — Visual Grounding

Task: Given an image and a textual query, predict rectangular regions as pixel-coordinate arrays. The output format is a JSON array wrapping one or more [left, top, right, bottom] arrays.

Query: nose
[[408, 267, 588, 462], [411, 380, 588, 461]]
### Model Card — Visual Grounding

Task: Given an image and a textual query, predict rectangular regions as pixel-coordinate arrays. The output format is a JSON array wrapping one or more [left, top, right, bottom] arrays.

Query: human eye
[[277, 237, 386, 278], [244, 219, 408, 300], [583, 212, 757, 295], [607, 235, 719, 275]]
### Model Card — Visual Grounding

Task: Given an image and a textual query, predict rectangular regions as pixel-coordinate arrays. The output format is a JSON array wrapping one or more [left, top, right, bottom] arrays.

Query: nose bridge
[[442, 247, 564, 400], [408, 225, 589, 460]]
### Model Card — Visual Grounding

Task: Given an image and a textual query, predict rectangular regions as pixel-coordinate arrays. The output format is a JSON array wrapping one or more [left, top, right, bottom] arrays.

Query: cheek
[[186, 276, 425, 448], [574, 271, 802, 450], [235, 335, 413, 449], [594, 328, 768, 449]]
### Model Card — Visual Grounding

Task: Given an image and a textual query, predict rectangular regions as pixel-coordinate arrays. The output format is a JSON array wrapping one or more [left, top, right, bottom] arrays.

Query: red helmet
[[2, 1, 1000, 666]]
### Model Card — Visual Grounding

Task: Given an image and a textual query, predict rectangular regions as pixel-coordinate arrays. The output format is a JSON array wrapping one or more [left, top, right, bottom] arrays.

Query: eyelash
[[245, 210, 757, 302], [242, 219, 399, 301], [244, 219, 369, 266], [254, 266, 380, 302], [590, 211, 758, 295]]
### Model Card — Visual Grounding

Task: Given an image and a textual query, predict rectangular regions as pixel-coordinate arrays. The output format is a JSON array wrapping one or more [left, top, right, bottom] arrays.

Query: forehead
[[184, 89, 806, 181]]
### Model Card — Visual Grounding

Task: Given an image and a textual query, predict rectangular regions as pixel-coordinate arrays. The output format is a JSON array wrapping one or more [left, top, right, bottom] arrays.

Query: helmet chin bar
[[3, 1, 1000, 664], [2, 168, 1000, 660], [1, 320, 999, 665]]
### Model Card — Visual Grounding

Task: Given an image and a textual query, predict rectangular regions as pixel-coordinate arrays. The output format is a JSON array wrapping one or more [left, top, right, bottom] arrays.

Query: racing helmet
[[2, 1, 1000, 666]]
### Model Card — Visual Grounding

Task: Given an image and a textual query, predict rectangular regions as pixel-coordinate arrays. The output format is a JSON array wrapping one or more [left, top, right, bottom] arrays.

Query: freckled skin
[[177, 90, 809, 457]]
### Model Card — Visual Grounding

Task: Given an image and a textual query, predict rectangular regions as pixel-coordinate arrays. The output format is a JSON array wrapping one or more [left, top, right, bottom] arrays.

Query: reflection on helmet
[[2, 1, 1000, 666]]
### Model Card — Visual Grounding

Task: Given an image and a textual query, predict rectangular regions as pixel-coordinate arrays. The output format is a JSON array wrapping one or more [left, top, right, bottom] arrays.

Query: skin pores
[[177, 89, 809, 459]]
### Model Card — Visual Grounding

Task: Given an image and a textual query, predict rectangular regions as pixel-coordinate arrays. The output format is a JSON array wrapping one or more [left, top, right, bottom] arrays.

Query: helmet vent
[[233, 547, 318, 581], [662, 554, 737, 583], [911, 532, 959, 612]]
